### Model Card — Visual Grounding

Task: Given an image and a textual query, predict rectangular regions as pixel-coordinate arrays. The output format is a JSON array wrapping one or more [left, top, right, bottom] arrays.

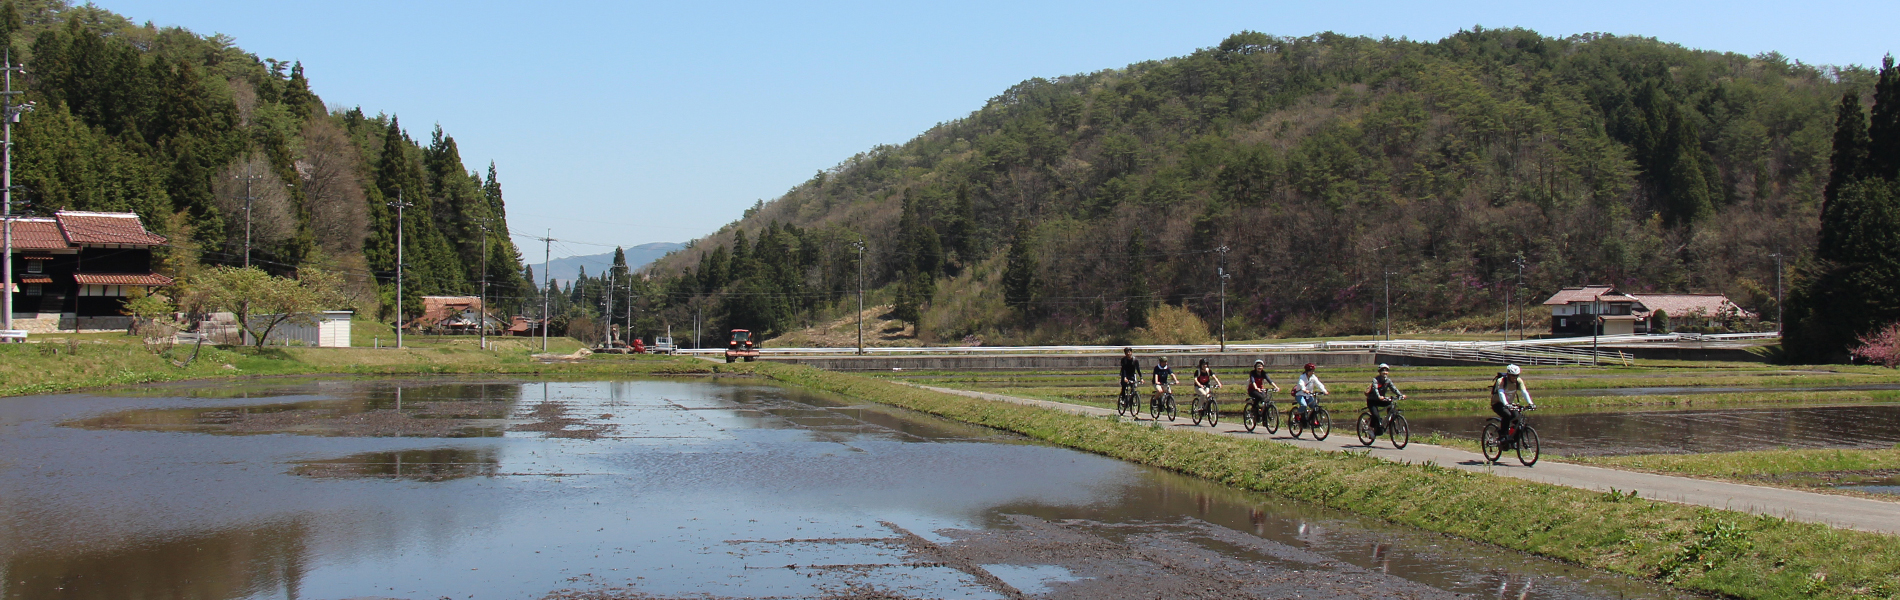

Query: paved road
[[914, 385, 1900, 535]]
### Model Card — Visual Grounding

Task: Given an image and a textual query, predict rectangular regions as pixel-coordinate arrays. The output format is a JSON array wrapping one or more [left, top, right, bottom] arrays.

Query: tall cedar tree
[[1788, 57, 1900, 362], [1002, 220, 1037, 315]]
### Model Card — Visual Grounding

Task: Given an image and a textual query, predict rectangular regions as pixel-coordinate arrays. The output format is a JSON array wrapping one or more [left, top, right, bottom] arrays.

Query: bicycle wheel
[[1516, 426, 1540, 466], [1265, 404, 1279, 434], [1356, 411, 1376, 446], [1390, 414, 1410, 449], [1481, 420, 1503, 463], [1165, 394, 1178, 421], [1149, 395, 1160, 420], [1191, 397, 1205, 426], [1207, 399, 1219, 426], [1313, 407, 1331, 440], [1288, 408, 1305, 438], [1242, 403, 1257, 432]]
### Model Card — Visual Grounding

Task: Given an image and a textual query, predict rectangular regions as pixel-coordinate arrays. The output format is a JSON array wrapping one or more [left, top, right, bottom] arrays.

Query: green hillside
[[641, 28, 1874, 344], [6, 1, 529, 320]]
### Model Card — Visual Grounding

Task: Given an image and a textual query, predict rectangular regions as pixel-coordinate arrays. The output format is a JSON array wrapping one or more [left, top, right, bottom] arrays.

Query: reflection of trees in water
[[4, 518, 314, 600], [292, 447, 502, 482]]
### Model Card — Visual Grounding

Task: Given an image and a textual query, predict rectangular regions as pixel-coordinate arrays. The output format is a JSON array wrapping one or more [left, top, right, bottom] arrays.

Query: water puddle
[[0, 378, 1690, 599], [1407, 403, 1900, 455]]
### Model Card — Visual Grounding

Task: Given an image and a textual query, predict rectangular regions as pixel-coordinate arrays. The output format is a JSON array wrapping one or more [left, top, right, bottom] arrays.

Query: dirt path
[[913, 385, 1900, 535]]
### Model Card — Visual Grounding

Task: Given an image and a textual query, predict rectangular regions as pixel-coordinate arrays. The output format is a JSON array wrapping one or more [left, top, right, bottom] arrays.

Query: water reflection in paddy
[[0, 378, 1689, 599]]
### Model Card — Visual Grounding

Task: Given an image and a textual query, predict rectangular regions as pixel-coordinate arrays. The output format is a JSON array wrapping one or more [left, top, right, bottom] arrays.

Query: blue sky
[[95, 0, 1900, 261]]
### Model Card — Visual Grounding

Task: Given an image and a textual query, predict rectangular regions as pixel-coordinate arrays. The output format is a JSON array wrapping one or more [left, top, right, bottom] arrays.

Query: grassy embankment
[[752, 362, 1895, 599], [0, 326, 733, 397]]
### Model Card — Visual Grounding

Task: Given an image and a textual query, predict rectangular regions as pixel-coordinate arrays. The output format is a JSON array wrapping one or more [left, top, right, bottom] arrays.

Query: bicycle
[[1287, 392, 1331, 440], [1241, 391, 1279, 434], [1355, 395, 1410, 449], [1191, 388, 1220, 426], [1149, 387, 1178, 421], [1481, 405, 1540, 466], [1116, 380, 1140, 417]]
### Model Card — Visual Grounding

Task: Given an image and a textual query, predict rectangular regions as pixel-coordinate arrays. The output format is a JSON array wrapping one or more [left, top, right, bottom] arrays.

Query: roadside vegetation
[[757, 362, 1899, 600]]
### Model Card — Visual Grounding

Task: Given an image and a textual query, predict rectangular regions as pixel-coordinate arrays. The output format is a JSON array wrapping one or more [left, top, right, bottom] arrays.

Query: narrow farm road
[[912, 384, 1900, 535]]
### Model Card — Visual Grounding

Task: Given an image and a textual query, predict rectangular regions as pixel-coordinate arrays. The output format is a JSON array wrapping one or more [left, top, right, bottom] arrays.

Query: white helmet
[[1377, 363, 1390, 371], [1505, 364, 1522, 375]]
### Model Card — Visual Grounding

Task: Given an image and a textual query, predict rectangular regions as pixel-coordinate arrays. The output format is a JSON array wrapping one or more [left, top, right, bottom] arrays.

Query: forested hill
[[7, 1, 528, 319], [644, 28, 1870, 343]]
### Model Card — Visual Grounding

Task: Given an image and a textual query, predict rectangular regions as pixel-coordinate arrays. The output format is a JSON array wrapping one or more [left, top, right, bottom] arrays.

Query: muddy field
[[0, 377, 1688, 599]]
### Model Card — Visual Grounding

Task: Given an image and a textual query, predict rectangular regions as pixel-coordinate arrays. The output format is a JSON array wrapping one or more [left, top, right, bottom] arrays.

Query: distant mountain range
[[537, 242, 685, 285]]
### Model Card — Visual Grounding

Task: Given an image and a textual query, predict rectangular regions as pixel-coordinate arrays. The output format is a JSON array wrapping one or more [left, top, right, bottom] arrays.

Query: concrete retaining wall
[[759, 351, 1373, 371]]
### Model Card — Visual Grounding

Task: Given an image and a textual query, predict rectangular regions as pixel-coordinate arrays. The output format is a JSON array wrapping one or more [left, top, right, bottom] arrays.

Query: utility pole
[[540, 230, 551, 352], [1216, 246, 1229, 352], [387, 189, 411, 349], [624, 278, 633, 348], [853, 238, 865, 355], [236, 160, 262, 268], [3, 50, 33, 335], [1383, 269, 1395, 341], [478, 222, 489, 350], [602, 268, 614, 348], [1513, 256, 1525, 341], [1770, 252, 1784, 335]]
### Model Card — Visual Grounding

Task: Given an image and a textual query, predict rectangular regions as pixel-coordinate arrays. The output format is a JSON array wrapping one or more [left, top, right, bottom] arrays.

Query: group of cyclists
[[1117, 347, 1540, 453]]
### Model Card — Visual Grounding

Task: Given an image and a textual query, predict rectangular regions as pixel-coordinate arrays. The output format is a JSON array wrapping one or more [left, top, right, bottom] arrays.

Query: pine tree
[[1002, 220, 1038, 315], [1867, 56, 1900, 181], [1824, 92, 1871, 209]]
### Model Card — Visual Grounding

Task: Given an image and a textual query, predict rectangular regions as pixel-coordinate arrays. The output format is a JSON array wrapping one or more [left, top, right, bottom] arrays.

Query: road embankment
[[756, 362, 1900, 600]]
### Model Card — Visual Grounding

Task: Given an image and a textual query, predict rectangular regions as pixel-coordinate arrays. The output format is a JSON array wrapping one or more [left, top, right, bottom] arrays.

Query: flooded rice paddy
[[1405, 403, 1900, 456], [0, 377, 1693, 600]]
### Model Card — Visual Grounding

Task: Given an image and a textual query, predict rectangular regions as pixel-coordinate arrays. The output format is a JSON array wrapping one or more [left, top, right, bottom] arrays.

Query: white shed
[[244, 311, 353, 347]]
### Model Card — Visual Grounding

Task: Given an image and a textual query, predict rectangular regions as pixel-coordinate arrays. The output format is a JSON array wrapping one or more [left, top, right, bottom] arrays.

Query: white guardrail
[[674, 333, 1776, 362]]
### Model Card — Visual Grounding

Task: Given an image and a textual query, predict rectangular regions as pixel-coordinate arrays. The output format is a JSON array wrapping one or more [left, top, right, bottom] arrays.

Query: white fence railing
[[674, 332, 1772, 358]]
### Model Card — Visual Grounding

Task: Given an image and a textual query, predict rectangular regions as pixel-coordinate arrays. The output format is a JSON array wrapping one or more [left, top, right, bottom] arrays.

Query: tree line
[[7, 1, 528, 323]]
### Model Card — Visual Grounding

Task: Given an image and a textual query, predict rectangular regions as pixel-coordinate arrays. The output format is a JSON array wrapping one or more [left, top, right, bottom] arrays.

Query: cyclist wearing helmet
[[1367, 363, 1405, 435], [1293, 363, 1328, 423], [1492, 364, 1537, 448], [1119, 348, 1140, 399], [1192, 358, 1223, 414], [1246, 359, 1280, 406]]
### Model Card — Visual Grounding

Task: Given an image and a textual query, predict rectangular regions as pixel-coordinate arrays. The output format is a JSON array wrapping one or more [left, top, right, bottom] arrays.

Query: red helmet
[[1303, 363, 1317, 371]]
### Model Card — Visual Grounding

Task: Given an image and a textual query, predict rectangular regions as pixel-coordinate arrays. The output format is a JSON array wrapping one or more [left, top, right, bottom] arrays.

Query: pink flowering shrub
[[1851, 322, 1900, 367]]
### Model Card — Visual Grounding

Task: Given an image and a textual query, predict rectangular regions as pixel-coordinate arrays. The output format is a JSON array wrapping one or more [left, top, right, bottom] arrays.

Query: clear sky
[[93, 0, 1900, 261]]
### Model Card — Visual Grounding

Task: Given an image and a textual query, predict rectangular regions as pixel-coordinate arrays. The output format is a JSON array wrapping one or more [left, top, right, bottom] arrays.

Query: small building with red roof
[[7, 211, 173, 332], [1543, 285, 1756, 336]]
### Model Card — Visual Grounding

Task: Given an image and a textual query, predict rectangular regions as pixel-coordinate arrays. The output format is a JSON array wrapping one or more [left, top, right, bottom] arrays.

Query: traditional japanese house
[[6, 211, 172, 332]]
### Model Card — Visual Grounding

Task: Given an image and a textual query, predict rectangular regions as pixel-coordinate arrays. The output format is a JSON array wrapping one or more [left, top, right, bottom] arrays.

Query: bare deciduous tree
[[298, 119, 369, 257], [213, 152, 296, 256]]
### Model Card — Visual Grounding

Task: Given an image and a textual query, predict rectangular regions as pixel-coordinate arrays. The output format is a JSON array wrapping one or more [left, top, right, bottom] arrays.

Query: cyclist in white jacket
[[1293, 362, 1328, 417]]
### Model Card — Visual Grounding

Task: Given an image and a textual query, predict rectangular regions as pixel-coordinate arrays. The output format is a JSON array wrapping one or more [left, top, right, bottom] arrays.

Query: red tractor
[[725, 329, 759, 363]]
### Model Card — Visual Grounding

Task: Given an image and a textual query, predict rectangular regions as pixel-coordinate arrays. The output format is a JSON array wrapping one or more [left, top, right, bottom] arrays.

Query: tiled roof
[[410, 296, 485, 328], [1542, 285, 1636, 305], [1632, 294, 1756, 320], [5, 218, 67, 250], [73, 273, 173, 286], [57, 211, 167, 246]]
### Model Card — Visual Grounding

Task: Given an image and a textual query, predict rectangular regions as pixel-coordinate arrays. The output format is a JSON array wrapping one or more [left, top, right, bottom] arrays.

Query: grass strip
[[0, 342, 740, 398], [1575, 448, 1900, 478], [762, 362, 1898, 600]]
